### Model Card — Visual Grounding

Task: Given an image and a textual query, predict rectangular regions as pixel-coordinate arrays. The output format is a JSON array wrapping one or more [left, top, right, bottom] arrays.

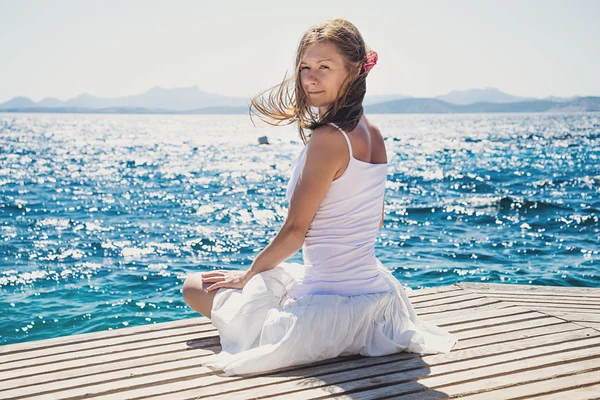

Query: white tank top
[[285, 122, 390, 298]]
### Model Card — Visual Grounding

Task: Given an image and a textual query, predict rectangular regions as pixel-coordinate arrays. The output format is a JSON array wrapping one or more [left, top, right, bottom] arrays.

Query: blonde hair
[[249, 18, 375, 145]]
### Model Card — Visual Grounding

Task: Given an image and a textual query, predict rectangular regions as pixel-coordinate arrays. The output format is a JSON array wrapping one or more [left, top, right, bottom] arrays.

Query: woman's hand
[[201, 270, 252, 292]]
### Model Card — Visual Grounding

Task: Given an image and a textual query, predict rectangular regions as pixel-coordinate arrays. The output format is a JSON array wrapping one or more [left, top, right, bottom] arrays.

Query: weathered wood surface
[[1, 282, 599, 399]]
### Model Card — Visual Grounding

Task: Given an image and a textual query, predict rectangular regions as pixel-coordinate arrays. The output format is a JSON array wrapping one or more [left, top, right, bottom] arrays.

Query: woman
[[182, 18, 458, 376]]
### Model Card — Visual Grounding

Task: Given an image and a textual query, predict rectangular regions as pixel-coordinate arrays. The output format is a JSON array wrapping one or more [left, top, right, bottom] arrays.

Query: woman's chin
[[308, 100, 331, 108]]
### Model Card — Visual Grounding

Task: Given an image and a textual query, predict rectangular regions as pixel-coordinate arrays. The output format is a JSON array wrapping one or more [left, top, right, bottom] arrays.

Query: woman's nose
[[304, 70, 318, 85]]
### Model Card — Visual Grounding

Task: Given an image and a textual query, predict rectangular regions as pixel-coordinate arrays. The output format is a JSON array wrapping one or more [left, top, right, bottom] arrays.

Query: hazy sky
[[1, 0, 598, 103]]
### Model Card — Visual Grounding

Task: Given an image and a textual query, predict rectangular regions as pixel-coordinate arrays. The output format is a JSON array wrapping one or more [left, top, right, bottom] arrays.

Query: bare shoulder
[[307, 124, 347, 156], [363, 115, 388, 164], [363, 115, 383, 139], [309, 123, 341, 140], [304, 125, 349, 176]]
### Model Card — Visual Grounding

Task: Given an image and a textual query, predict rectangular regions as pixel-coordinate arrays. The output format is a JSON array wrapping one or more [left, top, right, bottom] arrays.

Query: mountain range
[[0, 86, 597, 114], [0, 86, 246, 112]]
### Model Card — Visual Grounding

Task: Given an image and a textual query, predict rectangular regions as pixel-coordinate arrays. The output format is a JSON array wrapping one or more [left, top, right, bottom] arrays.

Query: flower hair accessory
[[363, 51, 378, 74]]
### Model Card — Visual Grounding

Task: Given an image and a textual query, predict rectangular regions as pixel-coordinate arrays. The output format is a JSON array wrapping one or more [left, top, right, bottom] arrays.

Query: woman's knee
[[182, 273, 209, 300], [182, 273, 214, 316], [183, 272, 204, 292]]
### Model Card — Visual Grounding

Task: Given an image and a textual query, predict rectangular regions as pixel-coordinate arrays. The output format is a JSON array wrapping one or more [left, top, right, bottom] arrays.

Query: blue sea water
[[0, 112, 598, 346]]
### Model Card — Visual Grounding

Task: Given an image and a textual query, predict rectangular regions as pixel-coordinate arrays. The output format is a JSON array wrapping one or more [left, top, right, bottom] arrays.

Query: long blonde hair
[[249, 18, 375, 145]]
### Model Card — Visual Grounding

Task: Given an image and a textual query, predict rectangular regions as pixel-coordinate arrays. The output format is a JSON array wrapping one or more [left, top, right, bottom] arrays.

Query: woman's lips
[[309, 91, 324, 95]]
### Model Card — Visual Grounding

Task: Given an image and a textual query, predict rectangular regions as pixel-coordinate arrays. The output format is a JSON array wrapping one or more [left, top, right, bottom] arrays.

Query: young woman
[[182, 18, 458, 376]]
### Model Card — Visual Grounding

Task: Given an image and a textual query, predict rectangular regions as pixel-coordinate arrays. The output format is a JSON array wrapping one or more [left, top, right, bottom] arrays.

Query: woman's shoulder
[[304, 124, 350, 165], [305, 123, 346, 146], [306, 124, 347, 150], [363, 115, 383, 137]]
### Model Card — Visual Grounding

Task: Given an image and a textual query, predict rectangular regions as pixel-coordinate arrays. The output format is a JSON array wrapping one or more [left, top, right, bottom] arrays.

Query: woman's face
[[299, 41, 350, 114]]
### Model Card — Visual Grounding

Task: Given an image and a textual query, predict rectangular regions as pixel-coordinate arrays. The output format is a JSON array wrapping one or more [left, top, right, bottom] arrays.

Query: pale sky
[[1, 0, 598, 103]]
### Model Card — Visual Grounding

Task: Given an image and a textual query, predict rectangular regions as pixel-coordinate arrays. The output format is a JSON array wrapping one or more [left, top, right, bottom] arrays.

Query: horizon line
[[0, 85, 588, 105]]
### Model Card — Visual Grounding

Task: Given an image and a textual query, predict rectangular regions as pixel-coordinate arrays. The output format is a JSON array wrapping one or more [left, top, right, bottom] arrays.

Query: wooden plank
[[0, 338, 219, 383], [2, 283, 599, 400], [1, 344, 215, 390], [280, 334, 600, 400], [412, 297, 506, 316], [1, 308, 556, 390], [0, 286, 469, 357], [2, 291, 487, 383], [414, 354, 600, 400], [0, 323, 217, 364], [457, 282, 600, 298], [448, 369, 600, 400], [417, 299, 532, 323], [3, 310, 574, 392], [451, 317, 569, 338], [60, 326, 596, 400], [404, 284, 464, 299], [438, 320, 583, 349], [531, 380, 600, 400], [413, 293, 490, 309], [146, 332, 600, 400], [488, 301, 600, 311], [576, 322, 600, 331], [360, 371, 600, 400], [0, 356, 213, 399], [0, 317, 211, 356], [0, 314, 573, 393], [0, 330, 220, 378], [458, 293, 600, 305], [0, 286, 459, 357], [538, 311, 600, 323], [442, 311, 559, 332], [420, 304, 532, 325], [409, 292, 484, 308]]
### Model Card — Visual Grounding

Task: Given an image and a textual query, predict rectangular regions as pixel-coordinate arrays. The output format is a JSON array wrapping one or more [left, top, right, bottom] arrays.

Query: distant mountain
[[363, 94, 412, 106], [0, 85, 248, 111], [549, 96, 600, 112], [0, 106, 250, 115], [365, 98, 453, 113], [542, 95, 579, 103], [435, 87, 538, 105], [180, 106, 249, 114], [0, 96, 37, 108], [37, 97, 63, 107], [365, 88, 580, 107], [3, 97, 598, 115], [1, 86, 597, 115], [364, 96, 600, 114]]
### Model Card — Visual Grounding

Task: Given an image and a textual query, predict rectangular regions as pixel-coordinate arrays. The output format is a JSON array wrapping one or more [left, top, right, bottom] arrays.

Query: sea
[[1, 112, 598, 346]]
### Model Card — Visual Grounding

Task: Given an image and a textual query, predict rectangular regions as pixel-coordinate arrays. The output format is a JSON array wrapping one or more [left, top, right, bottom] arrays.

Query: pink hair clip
[[363, 51, 378, 74]]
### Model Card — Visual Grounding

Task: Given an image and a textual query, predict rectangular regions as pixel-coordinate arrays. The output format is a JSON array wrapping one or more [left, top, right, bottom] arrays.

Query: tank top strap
[[328, 122, 353, 158]]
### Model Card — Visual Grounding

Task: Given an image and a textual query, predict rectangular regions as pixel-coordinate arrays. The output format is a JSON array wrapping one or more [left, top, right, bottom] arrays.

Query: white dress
[[200, 123, 458, 376]]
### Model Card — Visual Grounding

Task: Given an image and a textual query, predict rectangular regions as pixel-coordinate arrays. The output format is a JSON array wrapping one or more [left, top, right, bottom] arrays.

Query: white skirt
[[200, 259, 458, 376]]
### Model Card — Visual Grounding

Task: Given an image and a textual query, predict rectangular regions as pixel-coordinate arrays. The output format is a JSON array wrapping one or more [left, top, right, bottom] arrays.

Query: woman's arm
[[244, 224, 306, 279], [244, 126, 344, 280]]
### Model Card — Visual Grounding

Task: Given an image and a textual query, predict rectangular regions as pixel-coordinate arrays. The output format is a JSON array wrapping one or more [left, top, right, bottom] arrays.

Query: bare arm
[[245, 126, 342, 279]]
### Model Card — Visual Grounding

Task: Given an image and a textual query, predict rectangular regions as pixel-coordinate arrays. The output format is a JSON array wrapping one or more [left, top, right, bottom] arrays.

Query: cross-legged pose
[[183, 18, 458, 376]]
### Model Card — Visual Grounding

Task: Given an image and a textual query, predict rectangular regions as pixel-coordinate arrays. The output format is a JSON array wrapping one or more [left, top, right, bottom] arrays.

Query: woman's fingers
[[201, 276, 225, 282], [201, 271, 224, 277], [207, 283, 222, 292]]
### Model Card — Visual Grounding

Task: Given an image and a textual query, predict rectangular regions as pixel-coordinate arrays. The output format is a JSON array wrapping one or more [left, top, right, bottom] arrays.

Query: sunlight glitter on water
[[0, 112, 598, 345]]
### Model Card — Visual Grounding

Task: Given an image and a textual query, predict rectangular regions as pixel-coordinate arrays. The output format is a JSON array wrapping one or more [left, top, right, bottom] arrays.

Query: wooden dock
[[1, 282, 599, 399]]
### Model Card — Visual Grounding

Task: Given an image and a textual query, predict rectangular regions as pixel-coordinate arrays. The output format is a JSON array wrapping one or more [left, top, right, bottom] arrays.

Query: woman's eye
[[300, 65, 328, 71]]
